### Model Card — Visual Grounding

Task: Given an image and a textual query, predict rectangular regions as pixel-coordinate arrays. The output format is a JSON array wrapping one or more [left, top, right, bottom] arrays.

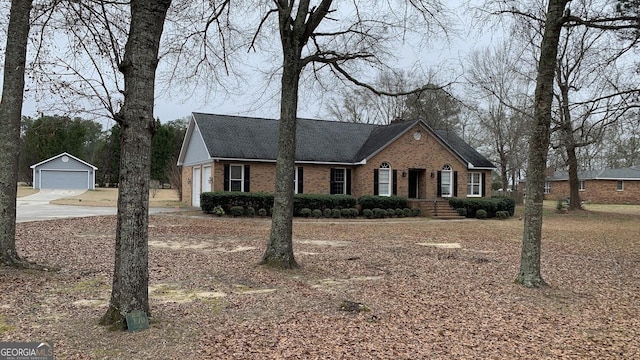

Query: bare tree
[[99, 0, 172, 330], [0, 0, 33, 267], [256, 0, 447, 268]]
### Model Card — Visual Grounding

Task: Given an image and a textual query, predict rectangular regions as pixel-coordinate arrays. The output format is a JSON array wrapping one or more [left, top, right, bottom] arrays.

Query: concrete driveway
[[16, 189, 176, 223]]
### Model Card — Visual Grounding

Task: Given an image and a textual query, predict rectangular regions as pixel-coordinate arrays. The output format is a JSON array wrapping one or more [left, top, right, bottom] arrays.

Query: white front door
[[202, 166, 212, 193], [192, 167, 201, 207]]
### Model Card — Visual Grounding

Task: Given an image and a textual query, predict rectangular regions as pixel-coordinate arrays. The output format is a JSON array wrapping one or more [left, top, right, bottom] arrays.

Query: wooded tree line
[[1, 0, 640, 332], [18, 115, 187, 187]]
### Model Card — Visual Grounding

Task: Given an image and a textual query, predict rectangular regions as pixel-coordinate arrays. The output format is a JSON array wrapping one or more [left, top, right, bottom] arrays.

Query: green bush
[[386, 208, 396, 218], [230, 206, 244, 217], [476, 209, 487, 219], [403, 208, 412, 217], [212, 205, 225, 216], [331, 208, 342, 218], [323, 208, 332, 218], [456, 208, 467, 216], [411, 207, 421, 217], [395, 208, 404, 217], [293, 194, 356, 215], [246, 206, 255, 217], [258, 208, 267, 216], [496, 210, 509, 220], [357, 195, 408, 210], [362, 209, 373, 219], [201, 191, 273, 213], [350, 208, 359, 218], [312, 209, 323, 218], [449, 196, 515, 218], [372, 208, 385, 218], [340, 208, 352, 218], [300, 208, 312, 217]]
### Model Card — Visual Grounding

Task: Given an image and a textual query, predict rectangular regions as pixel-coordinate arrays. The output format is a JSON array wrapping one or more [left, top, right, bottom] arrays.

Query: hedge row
[[448, 196, 515, 218], [201, 192, 413, 217]]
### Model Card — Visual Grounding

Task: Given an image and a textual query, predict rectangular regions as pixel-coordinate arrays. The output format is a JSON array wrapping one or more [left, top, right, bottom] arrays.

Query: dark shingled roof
[[192, 113, 495, 167]]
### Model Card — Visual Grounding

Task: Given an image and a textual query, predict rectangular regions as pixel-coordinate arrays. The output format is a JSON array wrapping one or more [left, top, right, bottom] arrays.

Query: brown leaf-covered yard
[[1, 204, 640, 359]]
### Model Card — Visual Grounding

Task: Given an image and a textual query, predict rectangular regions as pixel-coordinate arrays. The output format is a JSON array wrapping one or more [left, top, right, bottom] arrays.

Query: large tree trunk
[[100, 0, 171, 330], [515, 0, 569, 288], [0, 0, 33, 267], [261, 46, 301, 269]]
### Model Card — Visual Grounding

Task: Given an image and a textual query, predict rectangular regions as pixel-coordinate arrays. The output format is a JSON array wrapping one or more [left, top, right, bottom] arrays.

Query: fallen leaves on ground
[[1, 209, 639, 359]]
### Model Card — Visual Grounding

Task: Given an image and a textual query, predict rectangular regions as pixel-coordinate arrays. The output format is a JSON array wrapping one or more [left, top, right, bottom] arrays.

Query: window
[[378, 163, 391, 196], [617, 180, 624, 191], [467, 172, 481, 197], [331, 168, 346, 194], [229, 165, 244, 191], [544, 182, 551, 194], [440, 165, 452, 197], [579, 180, 585, 191]]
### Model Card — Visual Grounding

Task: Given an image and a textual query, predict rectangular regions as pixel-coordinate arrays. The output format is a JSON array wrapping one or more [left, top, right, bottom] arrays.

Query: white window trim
[[544, 182, 551, 194], [332, 168, 347, 195], [578, 180, 585, 191], [229, 164, 244, 192], [441, 165, 452, 198], [378, 163, 391, 197], [467, 172, 482, 197], [294, 166, 299, 194], [617, 180, 624, 191]]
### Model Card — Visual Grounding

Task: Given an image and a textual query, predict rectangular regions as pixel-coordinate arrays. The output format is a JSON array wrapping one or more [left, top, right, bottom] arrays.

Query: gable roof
[[30, 152, 97, 170], [548, 167, 640, 181], [179, 113, 495, 169]]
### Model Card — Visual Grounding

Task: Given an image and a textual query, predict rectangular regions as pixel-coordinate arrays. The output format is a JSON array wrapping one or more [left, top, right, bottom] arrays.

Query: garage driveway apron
[[16, 190, 117, 223]]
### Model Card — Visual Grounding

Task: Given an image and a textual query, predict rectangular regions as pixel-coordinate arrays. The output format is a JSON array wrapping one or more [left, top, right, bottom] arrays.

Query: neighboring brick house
[[539, 167, 640, 205], [177, 113, 496, 209]]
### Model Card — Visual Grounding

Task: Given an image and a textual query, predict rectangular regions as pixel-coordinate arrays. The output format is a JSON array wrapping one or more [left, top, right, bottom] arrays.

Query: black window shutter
[[330, 168, 336, 194], [244, 165, 250, 192], [298, 167, 304, 194], [453, 171, 458, 197], [481, 172, 486, 197], [437, 171, 442, 197], [392, 170, 398, 195], [223, 164, 230, 192], [346, 169, 352, 195], [373, 169, 379, 196]]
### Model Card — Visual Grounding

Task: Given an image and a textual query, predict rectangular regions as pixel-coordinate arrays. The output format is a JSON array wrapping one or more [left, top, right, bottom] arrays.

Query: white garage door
[[41, 170, 88, 189]]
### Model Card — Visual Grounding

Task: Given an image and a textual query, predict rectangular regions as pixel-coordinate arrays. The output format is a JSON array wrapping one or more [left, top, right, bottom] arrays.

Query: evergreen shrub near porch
[[200, 192, 357, 216], [448, 196, 515, 218], [357, 195, 408, 210]]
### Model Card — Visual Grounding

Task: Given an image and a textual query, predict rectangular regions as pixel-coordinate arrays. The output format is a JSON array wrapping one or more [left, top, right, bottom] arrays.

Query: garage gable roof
[[30, 152, 97, 170]]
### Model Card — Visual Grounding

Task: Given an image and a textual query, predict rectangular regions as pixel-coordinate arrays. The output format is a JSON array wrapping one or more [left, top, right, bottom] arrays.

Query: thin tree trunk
[[100, 0, 171, 330], [261, 51, 300, 269], [515, 0, 569, 288], [0, 0, 33, 267]]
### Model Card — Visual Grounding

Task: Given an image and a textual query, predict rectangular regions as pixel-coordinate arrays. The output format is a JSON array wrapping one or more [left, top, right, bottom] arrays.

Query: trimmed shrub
[[331, 208, 342, 218], [350, 208, 359, 218], [449, 196, 515, 218], [362, 209, 373, 219], [246, 206, 256, 217], [411, 207, 421, 217], [476, 209, 487, 219], [201, 191, 273, 213], [357, 195, 408, 210], [300, 208, 312, 218], [456, 208, 467, 217], [340, 208, 352, 218], [258, 208, 267, 217], [372, 208, 385, 218], [293, 194, 356, 215], [212, 205, 225, 217], [386, 208, 396, 218], [403, 208, 412, 217], [312, 209, 323, 218], [496, 210, 509, 220], [230, 206, 244, 217], [323, 208, 332, 218], [395, 208, 404, 217]]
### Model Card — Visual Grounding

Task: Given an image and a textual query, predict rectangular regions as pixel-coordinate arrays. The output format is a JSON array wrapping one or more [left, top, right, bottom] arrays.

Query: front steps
[[408, 199, 466, 220]]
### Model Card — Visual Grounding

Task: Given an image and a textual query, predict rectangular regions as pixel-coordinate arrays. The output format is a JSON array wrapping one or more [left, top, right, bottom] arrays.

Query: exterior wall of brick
[[181, 123, 493, 206], [545, 179, 640, 204]]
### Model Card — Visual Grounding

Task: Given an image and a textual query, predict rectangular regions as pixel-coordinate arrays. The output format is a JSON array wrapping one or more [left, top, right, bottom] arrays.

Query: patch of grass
[[0, 315, 15, 335]]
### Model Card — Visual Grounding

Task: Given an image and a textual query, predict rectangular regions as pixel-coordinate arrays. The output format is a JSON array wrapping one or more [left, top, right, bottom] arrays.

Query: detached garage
[[31, 152, 97, 190]]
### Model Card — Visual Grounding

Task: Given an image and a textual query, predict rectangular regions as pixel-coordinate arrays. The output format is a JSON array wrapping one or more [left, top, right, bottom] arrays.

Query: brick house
[[177, 113, 496, 212], [539, 167, 640, 205]]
